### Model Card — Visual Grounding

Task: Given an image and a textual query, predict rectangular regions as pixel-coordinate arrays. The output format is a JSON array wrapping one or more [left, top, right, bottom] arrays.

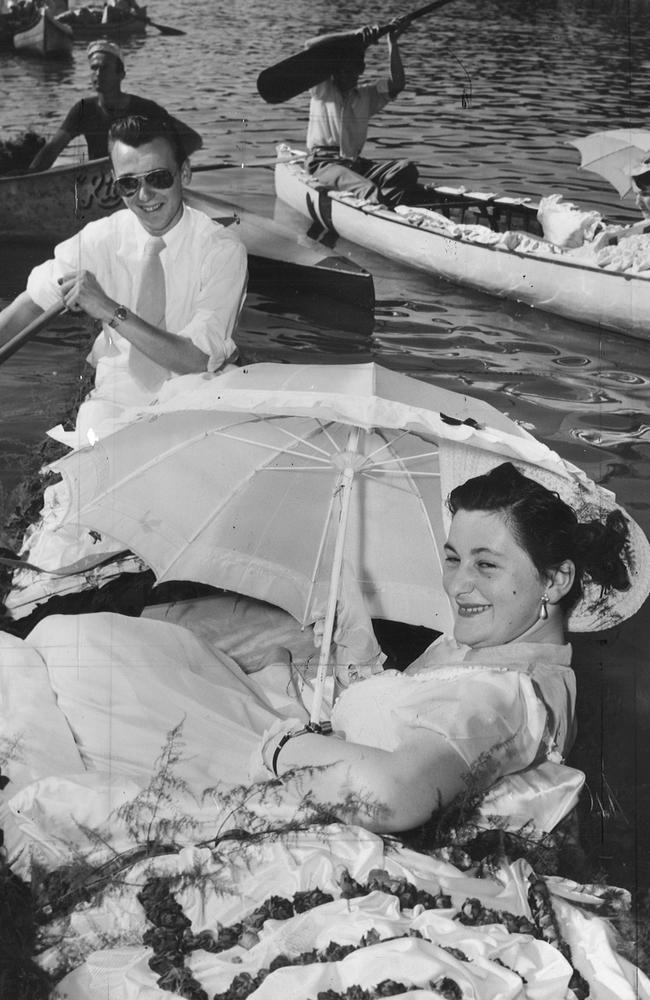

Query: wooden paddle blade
[[257, 34, 365, 104], [145, 17, 185, 35], [257, 0, 459, 104]]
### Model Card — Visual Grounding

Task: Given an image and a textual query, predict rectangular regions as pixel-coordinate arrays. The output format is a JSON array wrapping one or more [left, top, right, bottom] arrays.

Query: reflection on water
[[1, 0, 650, 891]]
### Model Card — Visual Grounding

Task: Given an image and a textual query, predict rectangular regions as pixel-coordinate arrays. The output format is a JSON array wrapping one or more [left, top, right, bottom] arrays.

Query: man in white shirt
[[0, 115, 248, 614], [305, 23, 418, 207], [1, 113, 247, 438]]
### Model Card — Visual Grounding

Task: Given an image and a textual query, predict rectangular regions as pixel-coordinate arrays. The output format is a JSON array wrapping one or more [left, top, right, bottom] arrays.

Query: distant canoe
[[13, 7, 73, 57], [56, 5, 147, 40], [0, 157, 121, 241]]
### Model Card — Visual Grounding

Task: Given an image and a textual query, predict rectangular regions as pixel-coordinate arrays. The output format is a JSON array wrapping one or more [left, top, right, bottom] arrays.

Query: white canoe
[[275, 158, 650, 343], [13, 7, 73, 57]]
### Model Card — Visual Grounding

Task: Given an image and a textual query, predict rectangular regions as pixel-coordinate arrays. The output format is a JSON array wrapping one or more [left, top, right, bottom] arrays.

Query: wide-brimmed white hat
[[439, 442, 650, 632]]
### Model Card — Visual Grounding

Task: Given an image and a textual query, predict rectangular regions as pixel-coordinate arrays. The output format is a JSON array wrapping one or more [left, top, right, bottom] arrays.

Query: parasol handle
[[309, 426, 362, 726]]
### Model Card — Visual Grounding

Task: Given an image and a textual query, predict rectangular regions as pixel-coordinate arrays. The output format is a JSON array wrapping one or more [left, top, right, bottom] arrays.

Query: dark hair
[[108, 114, 186, 167], [447, 462, 631, 615]]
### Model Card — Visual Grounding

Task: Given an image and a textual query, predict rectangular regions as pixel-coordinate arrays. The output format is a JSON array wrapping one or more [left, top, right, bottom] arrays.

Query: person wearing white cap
[[28, 40, 201, 172], [630, 156, 650, 219]]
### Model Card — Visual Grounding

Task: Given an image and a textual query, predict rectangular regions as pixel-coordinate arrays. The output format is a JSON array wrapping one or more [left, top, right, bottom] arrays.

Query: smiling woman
[[258, 460, 648, 834]]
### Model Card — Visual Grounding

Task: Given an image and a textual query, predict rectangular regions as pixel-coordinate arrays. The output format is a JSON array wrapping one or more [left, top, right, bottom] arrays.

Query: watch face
[[109, 306, 127, 327]]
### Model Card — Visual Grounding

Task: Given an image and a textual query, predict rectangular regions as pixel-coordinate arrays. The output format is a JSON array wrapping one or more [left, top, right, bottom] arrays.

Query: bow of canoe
[[184, 186, 374, 310], [0, 157, 121, 243], [12, 7, 73, 57]]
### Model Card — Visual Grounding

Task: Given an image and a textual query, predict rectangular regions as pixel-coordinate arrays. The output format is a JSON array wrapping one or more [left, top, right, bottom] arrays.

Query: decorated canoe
[[275, 157, 650, 343], [0, 158, 374, 309], [12, 6, 73, 56], [56, 5, 147, 39]]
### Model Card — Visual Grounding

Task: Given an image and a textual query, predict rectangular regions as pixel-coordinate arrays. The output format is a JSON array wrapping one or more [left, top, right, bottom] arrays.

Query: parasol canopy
[[54, 362, 638, 722], [567, 128, 650, 198]]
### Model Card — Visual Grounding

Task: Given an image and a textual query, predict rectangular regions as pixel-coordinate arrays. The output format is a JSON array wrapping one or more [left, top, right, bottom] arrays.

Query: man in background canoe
[[27, 40, 201, 172], [631, 157, 650, 220], [0, 113, 248, 618], [304, 21, 419, 208]]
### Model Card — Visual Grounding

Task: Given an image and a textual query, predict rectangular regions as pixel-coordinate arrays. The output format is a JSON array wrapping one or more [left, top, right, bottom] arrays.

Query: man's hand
[[358, 23, 381, 46], [58, 270, 115, 322], [387, 15, 410, 40]]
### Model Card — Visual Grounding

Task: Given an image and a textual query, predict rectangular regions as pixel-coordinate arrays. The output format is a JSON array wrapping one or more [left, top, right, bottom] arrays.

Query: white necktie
[[135, 236, 166, 328], [129, 236, 169, 393]]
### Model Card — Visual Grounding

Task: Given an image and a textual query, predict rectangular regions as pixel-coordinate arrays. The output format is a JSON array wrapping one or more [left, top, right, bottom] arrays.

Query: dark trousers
[[306, 150, 419, 208]]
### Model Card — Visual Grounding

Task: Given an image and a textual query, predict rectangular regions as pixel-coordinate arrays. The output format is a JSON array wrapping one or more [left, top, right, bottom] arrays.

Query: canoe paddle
[[144, 16, 185, 36], [191, 152, 305, 172], [257, 0, 458, 104], [0, 302, 66, 366]]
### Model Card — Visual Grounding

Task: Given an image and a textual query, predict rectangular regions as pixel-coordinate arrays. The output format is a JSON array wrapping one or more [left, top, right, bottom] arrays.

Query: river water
[[1, 0, 649, 892]]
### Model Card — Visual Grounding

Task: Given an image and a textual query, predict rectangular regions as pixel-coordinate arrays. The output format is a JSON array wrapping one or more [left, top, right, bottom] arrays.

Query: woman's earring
[[539, 593, 549, 621]]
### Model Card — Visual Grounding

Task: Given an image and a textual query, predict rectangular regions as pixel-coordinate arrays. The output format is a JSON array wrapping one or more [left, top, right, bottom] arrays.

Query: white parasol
[[567, 128, 650, 198], [53, 362, 582, 723]]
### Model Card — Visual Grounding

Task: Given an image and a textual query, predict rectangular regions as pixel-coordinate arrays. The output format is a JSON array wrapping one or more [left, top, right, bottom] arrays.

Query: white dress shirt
[[27, 204, 248, 408], [306, 78, 391, 159]]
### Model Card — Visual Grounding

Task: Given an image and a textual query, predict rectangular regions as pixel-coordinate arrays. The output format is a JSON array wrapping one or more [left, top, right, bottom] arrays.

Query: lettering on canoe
[[74, 165, 122, 218]]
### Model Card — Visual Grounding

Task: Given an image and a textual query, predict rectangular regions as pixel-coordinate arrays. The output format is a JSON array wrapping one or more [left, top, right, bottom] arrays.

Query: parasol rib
[[310, 426, 362, 726]]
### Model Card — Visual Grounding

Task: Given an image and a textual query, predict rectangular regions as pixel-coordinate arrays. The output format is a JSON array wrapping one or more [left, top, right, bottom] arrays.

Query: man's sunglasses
[[114, 168, 177, 198]]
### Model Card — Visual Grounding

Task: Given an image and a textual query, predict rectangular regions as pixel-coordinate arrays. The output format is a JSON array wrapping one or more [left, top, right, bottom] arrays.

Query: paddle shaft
[[0, 302, 66, 365], [257, 0, 458, 104], [191, 157, 281, 172], [144, 16, 185, 35], [191, 150, 306, 172], [376, 0, 460, 39]]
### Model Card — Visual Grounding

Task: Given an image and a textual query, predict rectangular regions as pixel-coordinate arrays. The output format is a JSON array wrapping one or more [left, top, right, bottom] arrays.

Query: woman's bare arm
[[270, 729, 467, 833]]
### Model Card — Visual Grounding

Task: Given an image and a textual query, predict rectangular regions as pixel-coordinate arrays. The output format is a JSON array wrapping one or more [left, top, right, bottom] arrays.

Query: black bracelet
[[271, 721, 332, 777]]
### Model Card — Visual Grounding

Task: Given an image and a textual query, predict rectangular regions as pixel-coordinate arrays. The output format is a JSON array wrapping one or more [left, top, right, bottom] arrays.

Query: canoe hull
[[275, 160, 650, 343], [184, 185, 374, 310], [13, 8, 73, 56], [56, 6, 147, 39], [0, 158, 121, 242]]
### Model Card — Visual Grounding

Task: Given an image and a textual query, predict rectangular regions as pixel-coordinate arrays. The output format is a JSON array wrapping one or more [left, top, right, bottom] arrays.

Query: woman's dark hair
[[447, 462, 631, 615], [108, 114, 187, 167]]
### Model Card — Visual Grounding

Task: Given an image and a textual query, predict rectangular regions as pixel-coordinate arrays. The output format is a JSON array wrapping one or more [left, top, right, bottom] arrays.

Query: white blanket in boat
[[0, 600, 647, 1000]]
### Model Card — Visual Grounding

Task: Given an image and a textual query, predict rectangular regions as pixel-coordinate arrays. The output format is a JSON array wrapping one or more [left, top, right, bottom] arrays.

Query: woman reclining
[[256, 460, 639, 832], [4, 460, 645, 864]]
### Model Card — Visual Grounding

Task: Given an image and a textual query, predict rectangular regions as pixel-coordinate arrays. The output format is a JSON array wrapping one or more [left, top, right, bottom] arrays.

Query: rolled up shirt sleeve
[[176, 232, 248, 372], [25, 209, 248, 376], [26, 231, 87, 310]]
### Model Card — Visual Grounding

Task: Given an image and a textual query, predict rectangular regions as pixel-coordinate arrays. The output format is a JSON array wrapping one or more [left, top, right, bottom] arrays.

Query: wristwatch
[[108, 305, 128, 329]]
